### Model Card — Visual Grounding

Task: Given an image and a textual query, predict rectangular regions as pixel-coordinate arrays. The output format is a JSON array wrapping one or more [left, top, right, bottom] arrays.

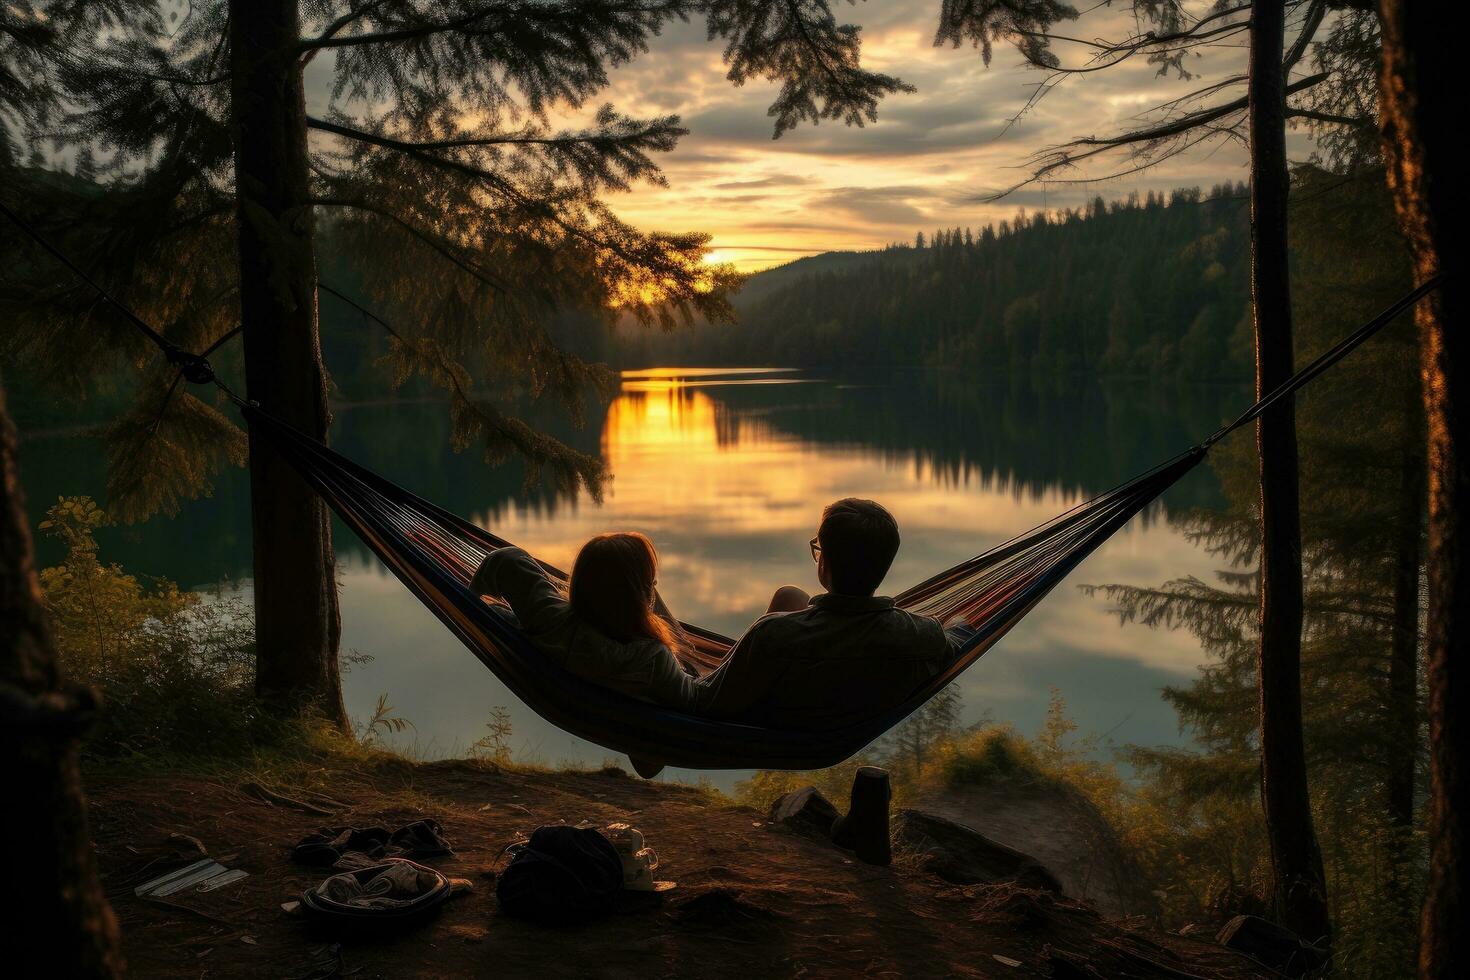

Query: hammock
[[247, 404, 1206, 770], [239, 275, 1437, 770], [0, 197, 1442, 771]]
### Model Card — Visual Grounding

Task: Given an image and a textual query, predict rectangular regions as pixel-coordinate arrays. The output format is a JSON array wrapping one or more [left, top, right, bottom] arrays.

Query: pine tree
[[932, 1, 1392, 941], [1087, 165, 1423, 976], [72, 146, 96, 182], [2, 1, 914, 723], [884, 683, 961, 779]]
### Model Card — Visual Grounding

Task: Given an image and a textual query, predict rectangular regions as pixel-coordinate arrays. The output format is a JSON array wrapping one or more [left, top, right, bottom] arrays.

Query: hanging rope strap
[[1201, 273, 1444, 448]]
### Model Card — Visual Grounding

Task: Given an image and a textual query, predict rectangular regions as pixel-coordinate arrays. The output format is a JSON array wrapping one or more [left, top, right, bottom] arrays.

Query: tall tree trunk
[[1377, 4, 1468, 976], [1384, 424, 1424, 958], [0, 376, 121, 977], [228, 0, 347, 728], [1387, 433, 1423, 831], [1248, 0, 1331, 947]]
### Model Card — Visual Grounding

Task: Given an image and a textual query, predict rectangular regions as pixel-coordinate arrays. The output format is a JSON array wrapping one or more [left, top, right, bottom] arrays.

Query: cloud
[[609, 1, 1290, 259], [807, 184, 940, 225], [711, 174, 816, 190], [309, 1, 1325, 265]]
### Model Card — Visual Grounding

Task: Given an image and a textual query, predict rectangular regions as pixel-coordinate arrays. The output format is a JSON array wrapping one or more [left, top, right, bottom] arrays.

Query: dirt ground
[[88, 760, 1269, 979]]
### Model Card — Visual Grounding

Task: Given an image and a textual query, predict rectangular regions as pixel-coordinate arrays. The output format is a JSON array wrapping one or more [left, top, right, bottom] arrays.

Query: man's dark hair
[[818, 498, 900, 596]]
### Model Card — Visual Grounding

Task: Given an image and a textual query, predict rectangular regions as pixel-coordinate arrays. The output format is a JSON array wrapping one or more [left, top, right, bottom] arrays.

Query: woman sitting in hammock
[[470, 533, 696, 708]]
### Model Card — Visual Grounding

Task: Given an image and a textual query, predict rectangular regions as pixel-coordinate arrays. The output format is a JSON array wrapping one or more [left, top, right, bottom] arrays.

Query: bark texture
[[228, 0, 347, 727], [0, 377, 122, 977], [1387, 435, 1422, 832], [1377, 3, 1468, 976], [1248, 0, 1331, 947]]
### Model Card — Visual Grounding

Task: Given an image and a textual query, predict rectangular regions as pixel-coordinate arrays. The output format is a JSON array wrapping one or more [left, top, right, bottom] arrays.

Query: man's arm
[[694, 618, 779, 719], [943, 620, 978, 656]]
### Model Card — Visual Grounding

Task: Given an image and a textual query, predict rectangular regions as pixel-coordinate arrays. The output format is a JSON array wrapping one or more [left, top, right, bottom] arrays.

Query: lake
[[18, 367, 1246, 790]]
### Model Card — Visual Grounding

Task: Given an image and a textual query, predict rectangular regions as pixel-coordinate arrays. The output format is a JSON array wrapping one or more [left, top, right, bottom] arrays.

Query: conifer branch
[[100, 379, 247, 523], [317, 281, 612, 498], [708, 0, 913, 136], [299, 1, 503, 50], [1287, 108, 1366, 127], [308, 115, 700, 280], [1011, 18, 1252, 75], [1283, 0, 1326, 72], [301, 0, 394, 63], [300, 0, 677, 51], [311, 196, 515, 293], [985, 71, 1328, 200]]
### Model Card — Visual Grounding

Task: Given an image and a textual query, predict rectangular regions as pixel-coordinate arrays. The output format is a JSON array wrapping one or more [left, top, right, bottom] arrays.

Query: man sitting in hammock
[[694, 498, 957, 729]]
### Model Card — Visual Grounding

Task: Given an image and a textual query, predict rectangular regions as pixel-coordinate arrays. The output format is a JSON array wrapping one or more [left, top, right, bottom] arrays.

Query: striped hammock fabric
[[248, 403, 1201, 770]]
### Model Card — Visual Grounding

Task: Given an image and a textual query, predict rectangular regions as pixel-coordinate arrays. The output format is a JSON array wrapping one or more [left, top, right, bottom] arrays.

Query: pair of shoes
[[830, 766, 892, 866]]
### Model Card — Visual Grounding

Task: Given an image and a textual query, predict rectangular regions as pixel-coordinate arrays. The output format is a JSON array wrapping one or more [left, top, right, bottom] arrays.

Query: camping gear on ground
[[831, 766, 893, 866], [495, 825, 625, 923], [293, 819, 453, 867], [0, 202, 1440, 771], [298, 858, 454, 926], [134, 857, 249, 897], [605, 823, 676, 893]]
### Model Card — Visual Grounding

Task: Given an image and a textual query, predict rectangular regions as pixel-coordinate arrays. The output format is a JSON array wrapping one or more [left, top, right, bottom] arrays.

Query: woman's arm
[[644, 645, 697, 709], [471, 547, 568, 635]]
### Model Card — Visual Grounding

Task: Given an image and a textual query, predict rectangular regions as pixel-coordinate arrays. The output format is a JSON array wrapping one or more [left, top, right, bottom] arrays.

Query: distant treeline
[[615, 184, 1255, 381]]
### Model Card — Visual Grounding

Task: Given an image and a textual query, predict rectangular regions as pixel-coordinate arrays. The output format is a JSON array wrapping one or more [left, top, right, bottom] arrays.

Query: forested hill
[[616, 185, 1256, 381]]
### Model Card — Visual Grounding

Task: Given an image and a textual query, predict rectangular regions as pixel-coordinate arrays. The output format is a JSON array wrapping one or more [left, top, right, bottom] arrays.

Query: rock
[[894, 809, 1063, 892], [1216, 914, 1328, 977], [766, 787, 839, 839]]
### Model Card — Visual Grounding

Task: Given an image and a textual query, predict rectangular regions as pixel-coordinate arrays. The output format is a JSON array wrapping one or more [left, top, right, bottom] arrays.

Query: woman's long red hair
[[569, 532, 682, 651]]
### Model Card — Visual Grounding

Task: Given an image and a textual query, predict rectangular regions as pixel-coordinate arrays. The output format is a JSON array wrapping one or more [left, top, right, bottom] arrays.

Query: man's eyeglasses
[[809, 537, 821, 562]]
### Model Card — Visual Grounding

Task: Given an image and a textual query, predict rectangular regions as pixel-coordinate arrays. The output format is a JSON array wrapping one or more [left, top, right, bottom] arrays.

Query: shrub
[[39, 496, 261, 760], [933, 725, 1048, 789]]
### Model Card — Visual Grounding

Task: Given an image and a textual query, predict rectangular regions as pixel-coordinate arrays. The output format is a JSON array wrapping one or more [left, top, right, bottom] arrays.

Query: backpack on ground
[[495, 825, 623, 924]]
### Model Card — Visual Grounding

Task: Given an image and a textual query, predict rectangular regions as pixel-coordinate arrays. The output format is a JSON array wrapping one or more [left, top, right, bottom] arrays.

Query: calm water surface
[[21, 368, 1245, 789]]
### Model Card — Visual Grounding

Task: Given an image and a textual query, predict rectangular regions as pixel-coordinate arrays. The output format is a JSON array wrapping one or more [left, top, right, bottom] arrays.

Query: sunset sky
[[600, 2, 1321, 271], [304, 3, 1320, 272]]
